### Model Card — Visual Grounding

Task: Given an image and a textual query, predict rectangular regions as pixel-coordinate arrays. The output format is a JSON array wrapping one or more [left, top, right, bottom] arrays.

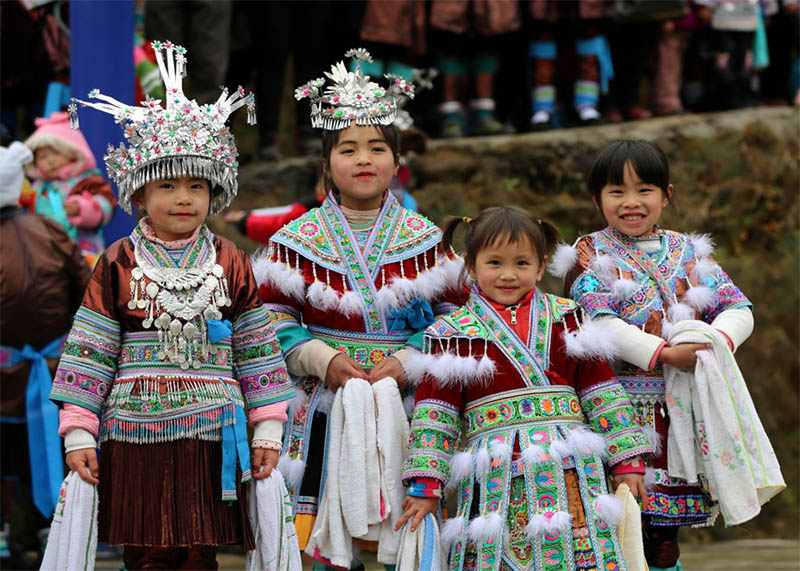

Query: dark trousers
[[123, 545, 218, 570]]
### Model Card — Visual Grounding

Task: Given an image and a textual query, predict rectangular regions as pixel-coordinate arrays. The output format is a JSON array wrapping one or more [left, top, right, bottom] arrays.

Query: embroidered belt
[[463, 386, 584, 439], [308, 325, 410, 370], [615, 366, 666, 404], [117, 331, 233, 379]]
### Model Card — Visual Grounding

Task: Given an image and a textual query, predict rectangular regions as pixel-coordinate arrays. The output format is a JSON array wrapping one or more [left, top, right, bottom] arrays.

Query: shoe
[[626, 105, 653, 120], [577, 106, 601, 124], [440, 115, 466, 138], [530, 110, 554, 131], [604, 108, 624, 123], [471, 114, 507, 136]]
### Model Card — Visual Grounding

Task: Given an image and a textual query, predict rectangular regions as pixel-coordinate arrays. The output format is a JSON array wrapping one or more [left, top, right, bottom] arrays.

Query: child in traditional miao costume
[[50, 42, 294, 570], [253, 49, 464, 565], [555, 140, 756, 571], [396, 206, 651, 571]]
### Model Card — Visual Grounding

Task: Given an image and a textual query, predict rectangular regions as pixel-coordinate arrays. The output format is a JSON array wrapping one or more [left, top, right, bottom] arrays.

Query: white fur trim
[[548, 439, 573, 463], [441, 516, 465, 548], [474, 447, 491, 482], [288, 391, 307, 415], [563, 329, 587, 359], [523, 444, 549, 466], [402, 393, 416, 420], [416, 266, 448, 300], [564, 319, 619, 361], [448, 452, 474, 486], [250, 251, 274, 285], [251, 253, 306, 302], [466, 513, 503, 542], [307, 280, 340, 311], [337, 290, 364, 317], [591, 254, 617, 283], [667, 302, 695, 324], [549, 243, 579, 279], [641, 424, 662, 457], [315, 389, 336, 415], [525, 514, 549, 537], [661, 319, 674, 340], [548, 511, 573, 531], [684, 285, 714, 311], [277, 455, 306, 488], [691, 257, 717, 281], [403, 352, 431, 386], [376, 287, 401, 312], [420, 352, 494, 389], [525, 511, 572, 537], [611, 278, 639, 301], [476, 354, 496, 381], [429, 352, 458, 387], [389, 276, 416, 304], [569, 429, 607, 458], [593, 494, 623, 525], [489, 441, 511, 463], [439, 256, 465, 286], [688, 233, 715, 258]]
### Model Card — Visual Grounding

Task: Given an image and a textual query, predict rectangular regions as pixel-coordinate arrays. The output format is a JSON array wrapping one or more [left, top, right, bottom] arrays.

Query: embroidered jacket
[[402, 288, 649, 571], [564, 226, 752, 527], [50, 224, 293, 445], [255, 191, 463, 513]]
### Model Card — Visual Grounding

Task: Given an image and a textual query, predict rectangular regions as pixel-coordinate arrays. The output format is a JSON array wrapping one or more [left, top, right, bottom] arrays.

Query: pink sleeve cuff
[[649, 341, 669, 370], [248, 401, 288, 426], [716, 329, 734, 351], [65, 192, 103, 229], [59, 403, 100, 437], [612, 457, 647, 475]]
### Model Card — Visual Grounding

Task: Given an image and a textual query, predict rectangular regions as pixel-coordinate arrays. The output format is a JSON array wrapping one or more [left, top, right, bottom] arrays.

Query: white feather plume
[[562, 329, 587, 358], [474, 447, 491, 481], [688, 233, 715, 258], [574, 319, 620, 361], [452, 355, 479, 385], [641, 424, 663, 457], [417, 266, 447, 300], [611, 278, 639, 301], [661, 319, 674, 340], [315, 389, 336, 415], [549, 243, 579, 279], [441, 515, 465, 547], [375, 287, 401, 312], [338, 290, 364, 316], [284, 270, 307, 302], [448, 452, 474, 486], [467, 513, 503, 542], [277, 455, 306, 488], [644, 467, 656, 490], [249, 253, 276, 286], [288, 390, 307, 415], [667, 302, 695, 324], [476, 354, 496, 383], [404, 352, 431, 386], [430, 352, 458, 387], [523, 444, 549, 466], [525, 514, 549, 538], [591, 253, 617, 283], [489, 441, 511, 463], [440, 256, 465, 286], [548, 439, 573, 463], [307, 280, 339, 311], [594, 494, 623, 525], [569, 429, 607, 458], [389, 276, 416, 304], [684, 285, 714, 311], [691, 257, 717, 281], [548, 511, 573, 531]]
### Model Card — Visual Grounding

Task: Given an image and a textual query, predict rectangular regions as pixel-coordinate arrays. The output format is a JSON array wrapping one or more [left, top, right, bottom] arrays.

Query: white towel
[[395, 513, 447, 571], [246, 471, 303, 571], [373, 377, 411, 564], [40, 471, 98, 571], [664, 320, 785, 526], [613, 484, 648, 571], [306, 377, 410, 568]]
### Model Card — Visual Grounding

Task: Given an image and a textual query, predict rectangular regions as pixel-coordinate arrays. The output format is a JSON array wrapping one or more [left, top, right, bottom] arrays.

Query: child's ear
[[132, 188, 145, 212], [591, 195, 601, 211], [663, 184, 674, 206], [537, 255, 547, 282]]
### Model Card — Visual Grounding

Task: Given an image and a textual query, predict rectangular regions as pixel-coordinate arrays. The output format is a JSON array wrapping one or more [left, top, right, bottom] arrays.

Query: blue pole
[[71, 0, 136, 245]]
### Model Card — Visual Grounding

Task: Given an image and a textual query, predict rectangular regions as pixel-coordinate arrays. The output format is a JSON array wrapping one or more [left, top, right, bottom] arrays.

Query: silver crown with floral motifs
[[68, 40, 255, 215], [295, 48, 415, 131]]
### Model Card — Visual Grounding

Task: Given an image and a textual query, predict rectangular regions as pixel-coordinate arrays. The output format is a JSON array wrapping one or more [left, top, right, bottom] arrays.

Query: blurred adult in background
[[144, 0, 232, 104], [0, 142, 90, 569]]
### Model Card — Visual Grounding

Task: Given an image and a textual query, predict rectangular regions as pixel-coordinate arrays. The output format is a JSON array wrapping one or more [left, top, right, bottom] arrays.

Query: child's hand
[[394, 496, 439, 532], [612, 473, 648, 506], [367, 355, 407, 387], [66, 449, 99, 485], [324, 353, 367, 390], [252, 448, 280, 480], [658, 343, 711, 371], [64, 201, 80, 217]]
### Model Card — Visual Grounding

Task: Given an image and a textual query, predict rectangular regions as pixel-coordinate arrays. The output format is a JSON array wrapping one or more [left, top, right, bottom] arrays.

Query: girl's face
[[595, 161, 672, 237], [34, 146, 74, 179], [326, 124, 398, 211], [135, 176, 210, 242], [468, 237, 545, 306]]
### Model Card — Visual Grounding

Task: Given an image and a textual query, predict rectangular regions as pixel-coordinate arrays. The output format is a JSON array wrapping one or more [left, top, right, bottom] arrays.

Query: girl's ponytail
[[537, 218, 560, 255], [441, 215, 469, 257]]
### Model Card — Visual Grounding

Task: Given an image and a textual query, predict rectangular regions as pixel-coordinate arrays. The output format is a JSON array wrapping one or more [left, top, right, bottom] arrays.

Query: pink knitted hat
[[24, 112, 97, 181]]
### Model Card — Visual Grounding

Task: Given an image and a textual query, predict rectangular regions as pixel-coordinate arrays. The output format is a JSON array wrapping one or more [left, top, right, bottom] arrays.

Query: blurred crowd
[[2, 0, 799, 156]]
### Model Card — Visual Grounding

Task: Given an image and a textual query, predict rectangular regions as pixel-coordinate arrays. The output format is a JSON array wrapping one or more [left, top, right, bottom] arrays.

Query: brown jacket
[[360, 0, 428, 53], [0, 208, 90, 418], [529, 0, 612, 21], [430, 0, 520, 36]]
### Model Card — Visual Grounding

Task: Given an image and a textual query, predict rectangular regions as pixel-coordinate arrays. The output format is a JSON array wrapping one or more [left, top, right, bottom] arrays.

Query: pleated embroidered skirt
[[97, 439, 255, 549]]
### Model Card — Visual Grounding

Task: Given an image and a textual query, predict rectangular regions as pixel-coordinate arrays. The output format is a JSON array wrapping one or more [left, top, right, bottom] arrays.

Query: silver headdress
[[68, 40, 255, 215], [295, 48, 415, 131]]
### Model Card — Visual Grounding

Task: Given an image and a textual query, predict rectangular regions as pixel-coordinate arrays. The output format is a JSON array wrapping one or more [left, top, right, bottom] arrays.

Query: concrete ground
[[90, 539, 800, 570]]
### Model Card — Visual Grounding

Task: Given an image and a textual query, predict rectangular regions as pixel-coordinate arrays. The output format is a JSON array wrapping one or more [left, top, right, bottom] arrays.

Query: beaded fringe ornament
[[295, 47, 415, 130], [68, 40, 255, 215]]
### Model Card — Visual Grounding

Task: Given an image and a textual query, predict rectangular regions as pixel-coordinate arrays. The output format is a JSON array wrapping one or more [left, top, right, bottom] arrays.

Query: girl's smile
[[326, 124, 398, 211], [135, 176, 211, 242], [595, 161, 672, 237], [468, 237, 546, 306]]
